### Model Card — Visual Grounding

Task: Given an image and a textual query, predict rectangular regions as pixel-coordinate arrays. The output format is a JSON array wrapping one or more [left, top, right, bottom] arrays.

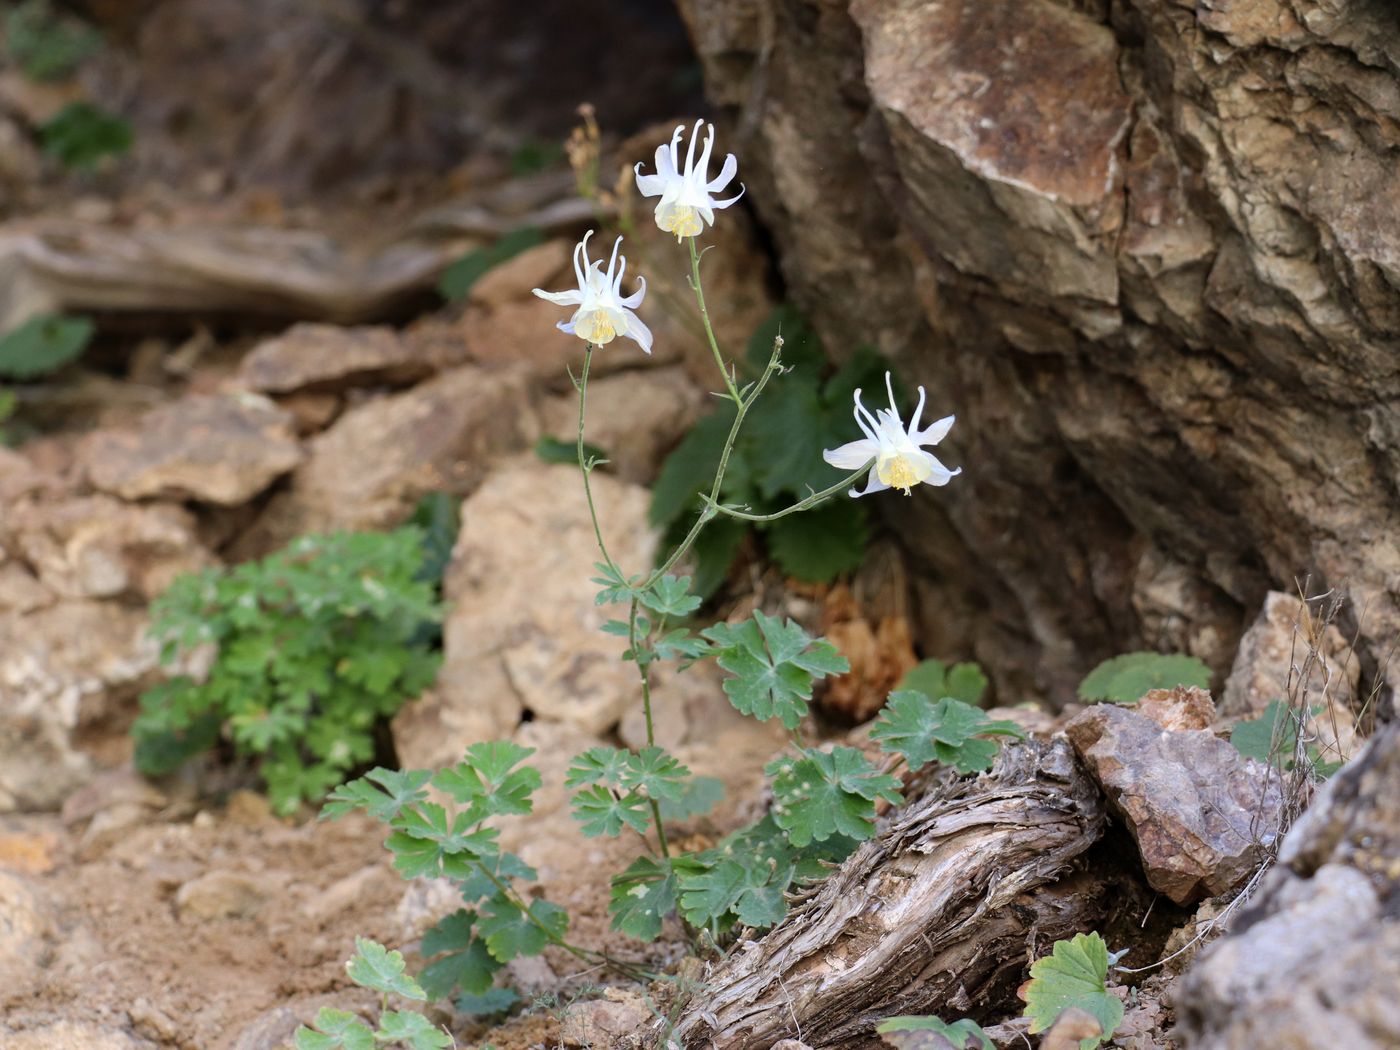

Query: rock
[[234, 366, 535, 556], [1222, 592, 1360, 718], [0, 1022, 148, 1050], [427, 462, 656, 739], [0, 601, 157, 812], [457, 297, 671, 380], [0, 560, 53, 614], [237, 323, 467, 394], [540, 365, 706, 483], [468, 238, 571, 307], [560, 989, 651, 1049], [83, 393, 303, 504], [0, 829, 60, 875], [0, 871, 52, 992], [227, 1007, 300, 1050], [4, 494, 212, 601], [1136, 685, 1215, 732], [1065, 704, 1283, 904], [1175, 726, 1400, 1049], [175, 869, 269, 922], [678, 0, 1400, 708]]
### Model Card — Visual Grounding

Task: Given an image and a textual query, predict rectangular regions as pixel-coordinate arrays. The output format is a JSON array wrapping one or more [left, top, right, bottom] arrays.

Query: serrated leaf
[[871, 693, 1024, 774], [431, 742, 540, 818], [765, 498, 869, 582], [376, 1011, 452, 1050], [652, 627, 710, 664], [609, 855, 677, 942], [294, 1008, 375, 1050], [345, 938, 426, 1000], [458, 851, 538, 902], [1023, 932, 1123, 1047], [767, 746, 901, 847], [591, 561, 645, 606], [622, 747, 690, 803], [571, 784, 652, 838], [702, 611, 849, 729], [477, 897, 567, 962], [898, 659, 989, 707], [746, 378, 830, 499], [438, 227, 544, 301], [877, 1016, 993, 1050], [1077, 652, 1212, 704], [639, 574, 702, 618], [565, 747, 630, 789], [0, 313, 94, 379], [419, 911, 501, 1000], [322, 767, 433, 822], [455, 985, 520, 1016]]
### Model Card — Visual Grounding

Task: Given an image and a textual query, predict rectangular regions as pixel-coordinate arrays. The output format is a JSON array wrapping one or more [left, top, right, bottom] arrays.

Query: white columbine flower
[[635, 121, 744, 240], [532, 231, 652, 352], [823, 372, 961, 497]]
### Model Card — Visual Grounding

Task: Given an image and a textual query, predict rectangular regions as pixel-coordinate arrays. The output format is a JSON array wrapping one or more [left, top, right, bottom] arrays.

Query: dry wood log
[[671, 739, 1107, 1050]]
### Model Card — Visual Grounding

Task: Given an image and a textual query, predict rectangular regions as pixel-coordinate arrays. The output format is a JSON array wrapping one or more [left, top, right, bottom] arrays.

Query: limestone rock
[[235, 365, 535, 556], [175, 870, 269, 922], [83, 393, 303, 504], [0, 601, 157, 812], [428, 461, 656, 739], [237, 322, 467, 394], [560, 990, 650, 1050], [0, 1022, 148, 1050], [678, 0, 1400, 706], [1065, 703, 1282, 904], [540, 365, 706, 483], [1222, 591, 1360, 717], [468, 238, 571, 308], [0, 871, 52, 985], [1136, 685, 1215, 732], [1175, 725, 1400, 1049], [4, 494, 211, 601]]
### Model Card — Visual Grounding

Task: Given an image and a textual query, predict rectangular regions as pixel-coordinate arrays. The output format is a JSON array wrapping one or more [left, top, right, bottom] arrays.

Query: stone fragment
[[83, 393, 303, 504], [0, 871, 52, 991], [560, 989, 651, 1049], [238, 322, 466, 394], [428, 462, 656, 739], [227, 1007, 301, 1050], [468, 238, 570, 307], [1065, 704, 1282, 904], [0, 602, 157, 812], [5, 494, 211, 601], [175, 869, 269, 922], [0, 1022, 147, 1050], [1136, 685, 1215, 732], [539, 365, 706, 483], [235, 366, 535, 555], [0, 560, 53, 613], [1222, 591, 1359, 718], [1175, 727, 1400, 1048]]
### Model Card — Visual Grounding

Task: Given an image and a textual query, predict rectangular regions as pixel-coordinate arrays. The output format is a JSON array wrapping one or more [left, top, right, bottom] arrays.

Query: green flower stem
[[704, 463, 873, 523], [576, 344, 619, 574], [688, 237, 743, 405]]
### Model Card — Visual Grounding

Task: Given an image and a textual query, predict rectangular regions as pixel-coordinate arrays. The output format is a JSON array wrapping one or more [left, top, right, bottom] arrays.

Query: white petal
[[707, 153, 738, 193], [914, 414, 955, 446], [533, 288, 583, 306], [850, 465, 889, 498], [622, 310, 653, 354], [916, 451, 960, 486], [619, 275, 646, 309], [823, 438, 878, 470], [635, 166, 667, 197], [711, 184, 745, 209], [557, 319, 578, 335]]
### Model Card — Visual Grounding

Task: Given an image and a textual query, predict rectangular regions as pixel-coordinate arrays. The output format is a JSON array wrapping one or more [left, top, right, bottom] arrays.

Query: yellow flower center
[[877, 454, 922, 494], [660, 205, 704, 239], [574, 310, 617, 344]]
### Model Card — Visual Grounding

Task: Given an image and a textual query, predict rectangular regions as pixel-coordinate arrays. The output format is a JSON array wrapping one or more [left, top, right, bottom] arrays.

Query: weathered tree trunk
[[1174, 723, 1400, 1049], [676, 0, 1400, 710], [673, 740, 1107, 1049]]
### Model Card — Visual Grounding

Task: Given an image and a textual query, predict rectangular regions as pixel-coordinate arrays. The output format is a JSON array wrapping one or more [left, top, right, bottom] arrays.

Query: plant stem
[[704, 463, 872, 523], [577, 345, 618, 574], [688, 237, 742, 405]]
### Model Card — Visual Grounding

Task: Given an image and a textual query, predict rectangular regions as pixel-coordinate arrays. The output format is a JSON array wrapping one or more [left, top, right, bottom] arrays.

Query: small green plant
[[897, 658, 989, 708], [650, 307, 893, 593], [1077, 651, 1212, 704], [872, 693, 1023, 775], [0, 313, 94, 380], [294, 938, 451, 1049], [4, 0, 101, 81], [437, 227, 544, 301], [1231, 699, 1342, 778], [39, 100, 133, 170], [132, 528, 442, 814], [877, 1015, 993, 1050], [1023, 932, 1124, 1049]]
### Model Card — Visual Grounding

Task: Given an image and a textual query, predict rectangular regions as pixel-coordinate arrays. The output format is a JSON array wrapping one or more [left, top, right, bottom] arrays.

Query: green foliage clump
[[1077, 652, 1212, 704], [40, 100, 133, 170], [650, 306, 893, 594], [898, 658, 988, 707], [133, 529, 442, 814], [323, 746, 568, 1011], [872, 692, 1023, 775], [0, 313, 94, 380], [1231, 699, 1341, 778], [877, 1015, 994, 1050], [4, 0, 101, 81], [294, 938, 451, 1049], [438, 227, 544, 301], [1023, 932, 1123, 1048]]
